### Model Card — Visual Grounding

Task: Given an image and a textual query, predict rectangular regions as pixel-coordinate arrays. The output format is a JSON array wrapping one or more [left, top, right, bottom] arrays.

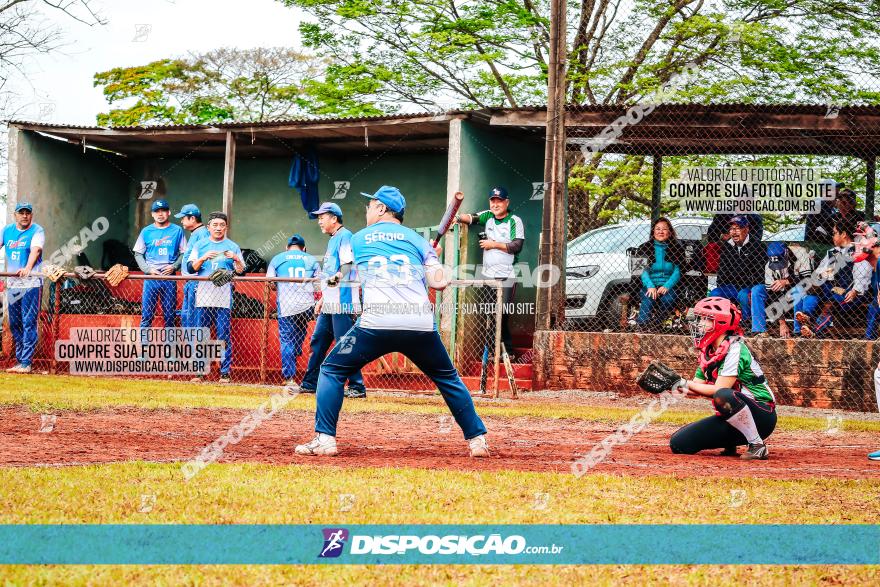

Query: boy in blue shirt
[[267, 234, 320, 387], [2, 202, 45, 373], [186, 212, 245, 383], [133, 200, 187, 328]]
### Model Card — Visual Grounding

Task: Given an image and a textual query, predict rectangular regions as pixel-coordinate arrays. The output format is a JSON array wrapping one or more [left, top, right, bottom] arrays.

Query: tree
[[281, 0, 880, 234], [1, 0, 105, 198], [93, 47, 382, 126]]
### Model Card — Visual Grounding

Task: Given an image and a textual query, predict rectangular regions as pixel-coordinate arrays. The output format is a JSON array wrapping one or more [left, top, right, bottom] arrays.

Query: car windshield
[[568, 224, 650, 254], [768, 226, 805, 242]]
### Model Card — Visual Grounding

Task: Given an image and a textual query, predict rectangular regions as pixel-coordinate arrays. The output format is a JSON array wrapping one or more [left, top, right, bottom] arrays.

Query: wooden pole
[[535, 0, 567, 331], [50, 284, 61, 375], [222, 131, 237, 235], [651, 155, 663, 222]]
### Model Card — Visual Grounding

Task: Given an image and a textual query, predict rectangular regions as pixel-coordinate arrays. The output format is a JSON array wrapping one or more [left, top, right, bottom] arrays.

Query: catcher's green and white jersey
[[473, 211, 524, 279], [694, 338, 775, 404]]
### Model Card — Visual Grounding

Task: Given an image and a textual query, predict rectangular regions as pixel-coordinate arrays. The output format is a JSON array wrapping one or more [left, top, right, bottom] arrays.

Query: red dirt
[[1, 406, 877, 480]]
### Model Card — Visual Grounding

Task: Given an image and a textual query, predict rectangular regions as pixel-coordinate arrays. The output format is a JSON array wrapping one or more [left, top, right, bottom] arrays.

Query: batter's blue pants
[[181, 280, 197, 329], [141, 279, 178, 328], [314, 326, 487, 439], [301, 313, 365, 392], [197, 306, 232, 376], [710, 284, 767, 333], [8, 286, 41, 367], [278, 309, 311, 380]]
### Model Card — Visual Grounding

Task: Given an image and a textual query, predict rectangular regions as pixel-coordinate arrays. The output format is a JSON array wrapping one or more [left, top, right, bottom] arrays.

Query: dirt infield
[[2, 405, 877, 480]]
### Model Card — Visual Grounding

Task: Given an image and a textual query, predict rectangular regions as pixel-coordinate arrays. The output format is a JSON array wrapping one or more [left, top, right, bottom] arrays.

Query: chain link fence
[[0, 272, 515, 397], [557, 99, 880, 413]]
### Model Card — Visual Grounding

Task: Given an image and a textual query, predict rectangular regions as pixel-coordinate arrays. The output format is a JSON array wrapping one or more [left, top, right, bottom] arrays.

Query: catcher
[[637, 297, 776, 460]]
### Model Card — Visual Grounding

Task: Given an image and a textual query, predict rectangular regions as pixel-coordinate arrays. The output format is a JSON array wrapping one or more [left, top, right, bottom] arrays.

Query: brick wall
[[532, 330, 880, 411]]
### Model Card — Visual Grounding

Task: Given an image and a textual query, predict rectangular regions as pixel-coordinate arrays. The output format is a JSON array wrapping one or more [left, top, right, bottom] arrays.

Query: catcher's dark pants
[[301, 313, 365, 392], [141, 279, 177, 328], [314, 326, 486, 439], [670, 388, 776, 454]]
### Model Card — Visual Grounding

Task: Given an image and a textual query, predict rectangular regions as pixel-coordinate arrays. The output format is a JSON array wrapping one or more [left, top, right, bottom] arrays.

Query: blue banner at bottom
[[0, 525, 877, 565]]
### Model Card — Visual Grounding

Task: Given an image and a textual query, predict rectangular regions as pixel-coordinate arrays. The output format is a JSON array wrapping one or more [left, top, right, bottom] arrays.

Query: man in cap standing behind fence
[[299, 202, 367, 398], [187, 212, 245, 383], [176, 204, 209, 329], [133, 199, 187, 328], [267, 233, 321, 388], [1, 202, 44, 373]]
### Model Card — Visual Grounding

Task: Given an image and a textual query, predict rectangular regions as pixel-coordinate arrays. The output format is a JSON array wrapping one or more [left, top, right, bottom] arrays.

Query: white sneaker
[[468, 434, 490, 457], [17, 365, 32, 374], [283, 381, 300, 395], [295, 433, 338, 456], [5, 364, 23, 373]]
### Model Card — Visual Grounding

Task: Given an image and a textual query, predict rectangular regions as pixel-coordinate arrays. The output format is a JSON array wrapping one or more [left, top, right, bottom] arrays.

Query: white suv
[[565, 217, 711, 324]]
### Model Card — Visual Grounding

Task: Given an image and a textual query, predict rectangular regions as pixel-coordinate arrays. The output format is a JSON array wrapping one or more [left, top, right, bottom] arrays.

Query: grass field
[[1, 374, 878, 585]]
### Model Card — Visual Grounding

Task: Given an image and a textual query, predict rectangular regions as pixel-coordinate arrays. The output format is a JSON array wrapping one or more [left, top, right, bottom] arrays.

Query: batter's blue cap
[[151, 199, 170, 212], [287, 233, 306, 247], [15, 202, 33, 213], [489, 186, 509, 200], [360, 185, 406, 213], [174, 203, 201, 219], [311, 202, 343, 219]]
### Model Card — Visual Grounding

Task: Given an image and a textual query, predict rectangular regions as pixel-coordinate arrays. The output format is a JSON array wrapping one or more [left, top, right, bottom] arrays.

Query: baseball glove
[[209, 269, 235, 287], [636, 360, 687, 394], [105, 264, 129, 287], [74, 265, 97, 280], [41, 263, 66, 282]]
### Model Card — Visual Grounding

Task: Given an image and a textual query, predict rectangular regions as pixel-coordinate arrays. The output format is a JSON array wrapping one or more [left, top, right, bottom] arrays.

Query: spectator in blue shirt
[[634, 217, 684, 329]]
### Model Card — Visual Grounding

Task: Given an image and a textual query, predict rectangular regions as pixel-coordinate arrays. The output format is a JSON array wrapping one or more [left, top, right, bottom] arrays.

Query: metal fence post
[[259, 279, 270, 384], [493, 282, 503, 397], [50, 282, 61, 375]]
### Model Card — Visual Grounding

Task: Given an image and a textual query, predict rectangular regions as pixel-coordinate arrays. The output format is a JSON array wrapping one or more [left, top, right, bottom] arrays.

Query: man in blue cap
[[1, 202, 45, 373], [175, 204, 208, 329], [299, 202, 367, 398], [710, 215, 768, 336], [267, 234, 321, 387], [295, 186, 489, 458], [133, 199, 187, 328]]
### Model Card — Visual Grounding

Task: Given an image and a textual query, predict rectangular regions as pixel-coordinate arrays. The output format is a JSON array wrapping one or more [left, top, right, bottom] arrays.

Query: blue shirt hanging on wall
[[289, 145, 320, 218]]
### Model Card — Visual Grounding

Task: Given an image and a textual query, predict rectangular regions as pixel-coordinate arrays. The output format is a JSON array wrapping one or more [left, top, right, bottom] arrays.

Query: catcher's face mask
[[688, 312, 715, 349]]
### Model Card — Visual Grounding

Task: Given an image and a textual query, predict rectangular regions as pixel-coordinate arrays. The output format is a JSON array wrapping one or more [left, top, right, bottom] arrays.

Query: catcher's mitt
[[209, 269, 235, 287], [74, 265, 96, 280], [41, 263, 66, 283], [105, 264, 129, 287], [636, 360, 687, 394]]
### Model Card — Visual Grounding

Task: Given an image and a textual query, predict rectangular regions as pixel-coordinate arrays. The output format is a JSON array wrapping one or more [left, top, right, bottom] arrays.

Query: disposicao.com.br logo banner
[[0, 525, 877, 564]]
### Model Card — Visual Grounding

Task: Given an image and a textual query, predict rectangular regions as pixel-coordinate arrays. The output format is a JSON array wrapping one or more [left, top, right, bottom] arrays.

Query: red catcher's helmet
[[689, 297, 742, 350]]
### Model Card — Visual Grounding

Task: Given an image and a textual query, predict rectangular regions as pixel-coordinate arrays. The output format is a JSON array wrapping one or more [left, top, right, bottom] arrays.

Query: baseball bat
[[432, 191, 465, 248], [501, 343, 518, 398], [479, 344, 489, 394]]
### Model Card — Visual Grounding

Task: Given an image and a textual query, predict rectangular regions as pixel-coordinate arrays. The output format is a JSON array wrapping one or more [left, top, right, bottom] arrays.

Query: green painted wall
[[129, 151, 448, 261], [11, 131, 132, 267], [458, 121, 546, 348]]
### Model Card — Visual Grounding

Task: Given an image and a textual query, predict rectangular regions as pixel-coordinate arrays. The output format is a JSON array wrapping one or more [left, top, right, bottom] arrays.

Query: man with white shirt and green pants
[[457, 186, 525, 356]]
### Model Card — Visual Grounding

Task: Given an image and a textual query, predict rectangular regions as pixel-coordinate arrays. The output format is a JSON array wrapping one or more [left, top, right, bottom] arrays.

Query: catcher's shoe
[[719, 446, 738, 457], [295, 433, 338, 456], [468, 434, 490, 457], [868, 450, 880, 461], [741, 442, 769, 461]]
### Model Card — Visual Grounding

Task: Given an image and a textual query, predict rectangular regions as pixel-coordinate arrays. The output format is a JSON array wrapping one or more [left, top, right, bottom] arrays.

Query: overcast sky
[[8, 0, 306, 125]]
